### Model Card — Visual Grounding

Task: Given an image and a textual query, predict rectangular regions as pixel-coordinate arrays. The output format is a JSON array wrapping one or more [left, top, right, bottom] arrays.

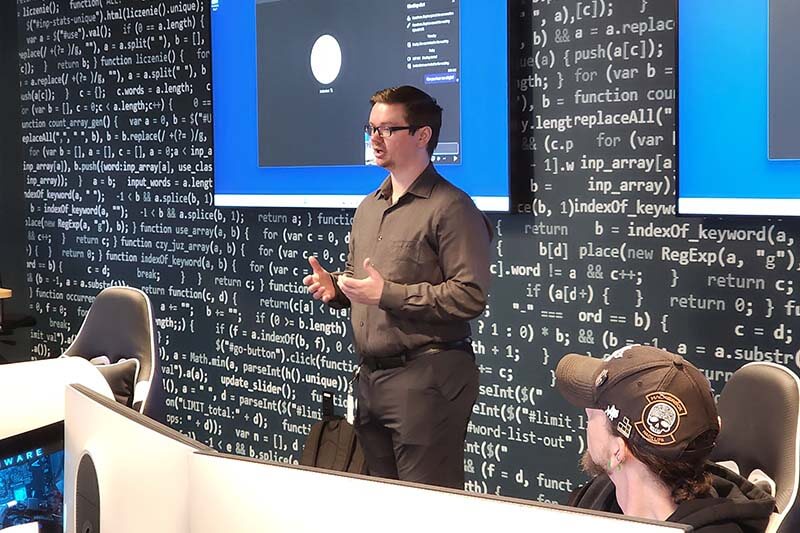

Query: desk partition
[[188, 452, 692, 533]]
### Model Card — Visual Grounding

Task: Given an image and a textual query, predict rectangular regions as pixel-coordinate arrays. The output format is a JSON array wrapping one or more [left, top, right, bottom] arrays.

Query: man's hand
[[303, 256, 336, 303], [338, 258, 384, 306]]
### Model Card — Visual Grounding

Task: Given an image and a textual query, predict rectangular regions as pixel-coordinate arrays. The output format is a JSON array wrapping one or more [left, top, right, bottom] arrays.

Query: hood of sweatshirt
[[667, 462, 775, 533], [568, 462, 775, 532]]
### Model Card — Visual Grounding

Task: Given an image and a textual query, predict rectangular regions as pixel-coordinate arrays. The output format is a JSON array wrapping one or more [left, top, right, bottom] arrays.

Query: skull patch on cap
[[634, 392, 687, 446]]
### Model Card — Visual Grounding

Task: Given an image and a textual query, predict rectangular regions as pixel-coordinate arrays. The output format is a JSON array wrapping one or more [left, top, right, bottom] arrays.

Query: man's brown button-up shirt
[[329, 164, 493, 359]]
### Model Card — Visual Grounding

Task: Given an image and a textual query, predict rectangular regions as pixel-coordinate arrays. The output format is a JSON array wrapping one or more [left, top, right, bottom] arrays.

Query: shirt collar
[[375, 163, 438, 200]]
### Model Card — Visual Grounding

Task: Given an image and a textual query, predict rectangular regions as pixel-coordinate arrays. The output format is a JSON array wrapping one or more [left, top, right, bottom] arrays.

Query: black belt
[[360, 339, 472, 371]]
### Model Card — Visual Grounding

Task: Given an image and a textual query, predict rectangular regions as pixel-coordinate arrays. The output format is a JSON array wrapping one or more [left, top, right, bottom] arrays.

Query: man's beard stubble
[[580, 450, 608, 478]]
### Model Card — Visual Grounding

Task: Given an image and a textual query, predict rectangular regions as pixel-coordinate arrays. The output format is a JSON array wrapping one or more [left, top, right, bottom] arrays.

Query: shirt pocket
[[381, 240, 438, 284]]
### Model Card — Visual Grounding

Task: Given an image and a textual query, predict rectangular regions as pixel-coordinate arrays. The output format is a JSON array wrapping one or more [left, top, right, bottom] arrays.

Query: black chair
[[62, 286, 165, 421], [711, 362, 800, 533]]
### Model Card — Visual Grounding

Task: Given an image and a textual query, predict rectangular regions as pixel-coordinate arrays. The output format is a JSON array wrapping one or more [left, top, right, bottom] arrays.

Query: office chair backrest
[[63, 286, 162, 418], [711, 362, 800, 533]]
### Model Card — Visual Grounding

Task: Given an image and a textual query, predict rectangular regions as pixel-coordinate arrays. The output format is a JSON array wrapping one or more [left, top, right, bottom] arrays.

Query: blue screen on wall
[[678, 0, 800, 217], [210, 0, 510, 211]]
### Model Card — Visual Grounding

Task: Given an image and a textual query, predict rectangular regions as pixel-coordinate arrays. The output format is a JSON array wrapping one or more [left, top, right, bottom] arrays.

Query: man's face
[[367, 102, 425, 170], [581, 408, 615, 476]]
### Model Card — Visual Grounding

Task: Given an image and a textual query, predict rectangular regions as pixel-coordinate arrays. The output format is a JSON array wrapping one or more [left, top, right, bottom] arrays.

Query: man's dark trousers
[[354, 348, 479, 489]]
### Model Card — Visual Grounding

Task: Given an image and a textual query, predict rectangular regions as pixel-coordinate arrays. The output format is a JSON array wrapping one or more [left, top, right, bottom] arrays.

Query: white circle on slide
[[310, 35, 342, 85]]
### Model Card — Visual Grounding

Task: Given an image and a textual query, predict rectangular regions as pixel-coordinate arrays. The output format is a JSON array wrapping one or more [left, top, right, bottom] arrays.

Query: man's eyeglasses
[[364, 125, 419, 139]]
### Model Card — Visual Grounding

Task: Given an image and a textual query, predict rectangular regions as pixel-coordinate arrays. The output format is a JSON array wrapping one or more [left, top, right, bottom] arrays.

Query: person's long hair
[[616, 427, 718, 504]]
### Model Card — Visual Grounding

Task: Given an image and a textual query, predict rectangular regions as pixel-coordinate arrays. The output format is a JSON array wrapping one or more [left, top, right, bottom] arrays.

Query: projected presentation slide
[[678, 0, 800, 216], [211, 0, 510, 211]]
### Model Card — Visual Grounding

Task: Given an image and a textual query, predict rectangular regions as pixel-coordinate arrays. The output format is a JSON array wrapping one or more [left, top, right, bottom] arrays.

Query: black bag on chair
[[299, 391, 368, 474]]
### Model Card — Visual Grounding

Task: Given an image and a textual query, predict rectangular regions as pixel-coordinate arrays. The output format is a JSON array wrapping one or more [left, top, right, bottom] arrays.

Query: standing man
[[302, 86, 492, 489]]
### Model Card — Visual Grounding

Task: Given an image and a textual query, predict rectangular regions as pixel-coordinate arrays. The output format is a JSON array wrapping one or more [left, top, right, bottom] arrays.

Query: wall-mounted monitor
[[211, 0, 511, 211], [677, 0, 800, 216]]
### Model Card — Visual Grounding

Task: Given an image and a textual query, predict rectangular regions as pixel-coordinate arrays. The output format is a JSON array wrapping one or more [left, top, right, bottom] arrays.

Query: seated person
[[555, 344, 775, 533]]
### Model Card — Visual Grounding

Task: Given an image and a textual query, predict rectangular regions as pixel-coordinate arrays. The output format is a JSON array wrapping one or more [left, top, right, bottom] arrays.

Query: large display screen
[[211, 0, 510, 211], [677, 0, 800, 217]]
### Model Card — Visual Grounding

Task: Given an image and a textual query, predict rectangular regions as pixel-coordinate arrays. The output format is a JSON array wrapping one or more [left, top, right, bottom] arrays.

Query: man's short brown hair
[[370, 86, 442, 157]]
